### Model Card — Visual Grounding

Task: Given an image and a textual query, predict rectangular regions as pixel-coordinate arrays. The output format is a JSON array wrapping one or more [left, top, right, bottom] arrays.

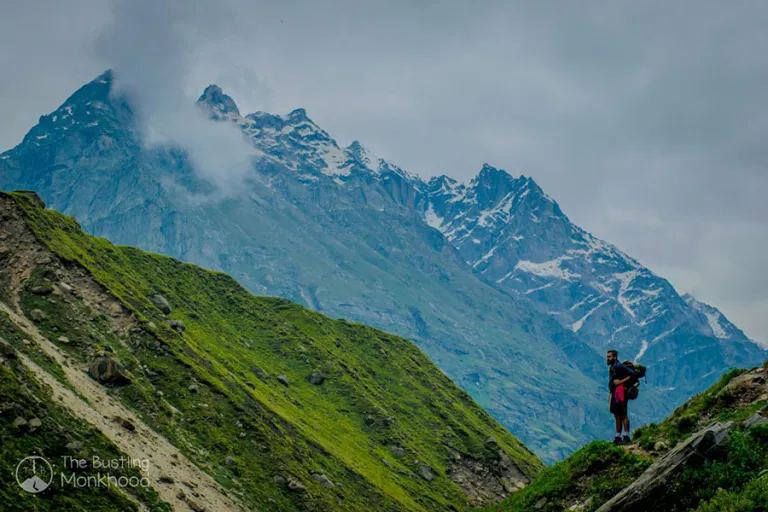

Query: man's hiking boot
[[622, 435, 631, 444], [613, 436, 623, 445]]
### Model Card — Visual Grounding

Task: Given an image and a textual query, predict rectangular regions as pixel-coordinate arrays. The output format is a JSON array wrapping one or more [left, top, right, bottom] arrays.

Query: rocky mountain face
[[0, 191, 542, 511], [424, 165, 765, 407], [487, 363, 768, 512], [1, 71, 764, 463]]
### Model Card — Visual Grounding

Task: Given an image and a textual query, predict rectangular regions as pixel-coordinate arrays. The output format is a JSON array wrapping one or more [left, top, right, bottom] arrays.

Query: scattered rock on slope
[[113, 416, 136, 432], [89, 357, 131, 385], [312, 473, 335, 488], [390, 446, 406, 459], [288, 479, 306, 492], [150, 294, 172, 314], [418, 464, 434, 481], [307, 371, 325, 385], [167, 319, 185, 332]]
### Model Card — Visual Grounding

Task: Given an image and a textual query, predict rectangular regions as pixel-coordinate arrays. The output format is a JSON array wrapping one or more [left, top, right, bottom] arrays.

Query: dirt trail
[[1, 301, 244, 512]]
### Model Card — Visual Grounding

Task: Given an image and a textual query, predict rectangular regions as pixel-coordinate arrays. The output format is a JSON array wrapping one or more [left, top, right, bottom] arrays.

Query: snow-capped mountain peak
[[346, 140, 384, 172], [197, 84, 241, 119], [682, 293, 754, 343], [425, 165, 558, 247], [423, 159, 764, 377], [195, 87, 418, 182]]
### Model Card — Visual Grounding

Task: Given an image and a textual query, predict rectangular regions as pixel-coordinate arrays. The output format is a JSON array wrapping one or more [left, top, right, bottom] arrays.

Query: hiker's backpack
[[622, 361, 647, 400], [623, 361, 647, 380]]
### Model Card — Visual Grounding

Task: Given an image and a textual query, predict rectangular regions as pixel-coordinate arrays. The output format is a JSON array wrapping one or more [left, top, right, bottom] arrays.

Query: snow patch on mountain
[[424, 203, 443, 230], [683, 294, 735, 340], [651, 325, 679, 344], [704, 310, 728, 339], [525, 282, 555, 295], [634, 340, 649, 362], [474, 245, 499, 268], [514, 257, 580, 281], [571, 300, 610, 333], [614, 270, 641, 319]]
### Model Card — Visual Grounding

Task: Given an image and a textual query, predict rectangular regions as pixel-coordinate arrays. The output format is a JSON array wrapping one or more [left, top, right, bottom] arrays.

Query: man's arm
[[612, 364, 635, 386]]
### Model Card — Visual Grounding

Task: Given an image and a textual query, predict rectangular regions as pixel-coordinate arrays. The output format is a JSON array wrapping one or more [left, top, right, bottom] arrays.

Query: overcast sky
[[1, 0, 767, 345]]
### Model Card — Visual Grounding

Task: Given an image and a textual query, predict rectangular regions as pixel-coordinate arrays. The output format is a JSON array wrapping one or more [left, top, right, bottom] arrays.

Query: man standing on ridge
[[607, 349, 635, 444]]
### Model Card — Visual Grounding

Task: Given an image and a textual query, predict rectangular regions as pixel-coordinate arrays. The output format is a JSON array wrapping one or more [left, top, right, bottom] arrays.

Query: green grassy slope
[[482, 365, 768, 512], [1, 191, 542, 511], [632, 367, 765, 451], [479, 442, 650, 512]]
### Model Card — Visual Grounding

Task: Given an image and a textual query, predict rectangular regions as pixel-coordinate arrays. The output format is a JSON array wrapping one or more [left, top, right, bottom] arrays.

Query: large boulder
[[89, 357, 131, 386], [150, 294, 172, 314]]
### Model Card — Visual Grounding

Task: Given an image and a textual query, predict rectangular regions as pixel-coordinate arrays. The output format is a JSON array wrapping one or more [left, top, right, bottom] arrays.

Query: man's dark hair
[[607, 349, 618, 357]]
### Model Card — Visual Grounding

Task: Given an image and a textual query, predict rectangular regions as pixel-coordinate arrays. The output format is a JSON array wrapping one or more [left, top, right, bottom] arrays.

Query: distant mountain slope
[[1, 71, 763, 463], [424, 164, 766, 407], [0, 72, 616, 463], [0, 191, 542, 510]]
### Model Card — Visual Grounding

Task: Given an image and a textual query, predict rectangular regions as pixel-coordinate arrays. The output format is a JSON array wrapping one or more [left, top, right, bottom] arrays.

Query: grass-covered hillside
[[482, 364, 768, 512], [0, 355, 170, 511], [0, 190, 542, 511]]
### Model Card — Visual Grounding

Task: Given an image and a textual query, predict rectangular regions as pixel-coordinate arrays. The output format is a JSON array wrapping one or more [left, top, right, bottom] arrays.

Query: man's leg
[[613, 414, 622, 443], [622, 414, 631, 443]]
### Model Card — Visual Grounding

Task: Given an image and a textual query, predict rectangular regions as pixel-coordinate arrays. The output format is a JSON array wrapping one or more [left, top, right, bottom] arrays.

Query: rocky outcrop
[[89, 357, 131, 386], [448, 449, 529, 507], [14, 190, 45, 208], [596, 421, 735, 512]]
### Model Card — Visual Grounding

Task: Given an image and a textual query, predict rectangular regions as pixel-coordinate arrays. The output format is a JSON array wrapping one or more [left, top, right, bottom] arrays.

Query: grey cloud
[[0, 0, 766, 343], [93, 0, 260, 195]]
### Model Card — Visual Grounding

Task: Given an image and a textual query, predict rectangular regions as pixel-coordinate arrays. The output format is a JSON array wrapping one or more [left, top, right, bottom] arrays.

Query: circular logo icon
[[16, 456, 53, 494]]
